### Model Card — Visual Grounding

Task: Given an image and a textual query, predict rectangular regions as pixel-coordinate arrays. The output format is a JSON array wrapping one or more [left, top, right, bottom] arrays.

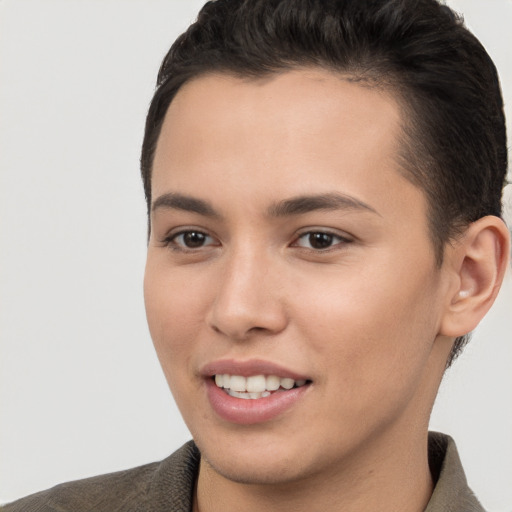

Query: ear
[[439, 216, 510, 337]]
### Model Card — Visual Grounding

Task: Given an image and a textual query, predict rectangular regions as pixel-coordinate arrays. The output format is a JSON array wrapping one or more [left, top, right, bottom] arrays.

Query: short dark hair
[[140, 0, 508, 365]]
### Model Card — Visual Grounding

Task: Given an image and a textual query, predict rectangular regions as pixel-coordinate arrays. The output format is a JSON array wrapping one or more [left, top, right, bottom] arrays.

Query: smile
[[202, 360, 312, 424], [214, 374, 308, 399]]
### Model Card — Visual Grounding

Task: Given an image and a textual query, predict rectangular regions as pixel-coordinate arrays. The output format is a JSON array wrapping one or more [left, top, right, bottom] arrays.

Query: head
[[141, 0, 510, 493], [141, 0, 508, 367]]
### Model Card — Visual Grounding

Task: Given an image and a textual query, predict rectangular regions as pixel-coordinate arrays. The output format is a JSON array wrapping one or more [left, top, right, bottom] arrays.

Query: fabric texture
[[425, 433, 485, 512], [2, 432, 484, 512]]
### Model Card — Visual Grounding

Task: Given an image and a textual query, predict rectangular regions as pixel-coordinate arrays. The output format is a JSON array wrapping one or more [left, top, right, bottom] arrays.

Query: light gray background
[[1, 0, 511, 509]]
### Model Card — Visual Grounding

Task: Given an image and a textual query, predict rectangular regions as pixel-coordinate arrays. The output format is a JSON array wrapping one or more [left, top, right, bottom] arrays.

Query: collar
[[425, 432, 484, 511]]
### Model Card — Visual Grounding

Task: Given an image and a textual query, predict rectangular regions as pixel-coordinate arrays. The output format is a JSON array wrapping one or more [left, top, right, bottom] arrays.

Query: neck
[[194, 428, 434, 512]]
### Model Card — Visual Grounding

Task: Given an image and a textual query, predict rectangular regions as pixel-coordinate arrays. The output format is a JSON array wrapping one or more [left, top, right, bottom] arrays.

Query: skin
[[143, 69, 509, 512]]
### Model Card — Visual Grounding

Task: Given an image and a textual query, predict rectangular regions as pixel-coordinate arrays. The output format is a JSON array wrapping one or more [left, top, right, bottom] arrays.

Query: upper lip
[[201, 359, 310, 381]]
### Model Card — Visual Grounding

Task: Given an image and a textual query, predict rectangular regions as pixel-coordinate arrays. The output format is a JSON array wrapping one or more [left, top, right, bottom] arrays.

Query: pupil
[[309, 232, 333, 249], [184, 232, 206, 248]]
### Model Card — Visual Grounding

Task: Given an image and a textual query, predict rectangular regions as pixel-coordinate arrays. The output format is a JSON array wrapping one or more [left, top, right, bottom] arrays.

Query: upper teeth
[[214, 374, 307, 393]]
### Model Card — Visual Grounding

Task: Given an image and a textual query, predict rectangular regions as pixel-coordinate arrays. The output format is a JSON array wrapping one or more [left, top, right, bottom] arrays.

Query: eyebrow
[[267, 193, 380, 217], [152, 192, 221, 218], [151, 191, 380, 219]]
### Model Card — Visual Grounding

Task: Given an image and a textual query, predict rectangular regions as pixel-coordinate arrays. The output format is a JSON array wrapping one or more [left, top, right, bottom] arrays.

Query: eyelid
[[160, 227, 219, 251], [291, 228, 354, 250]]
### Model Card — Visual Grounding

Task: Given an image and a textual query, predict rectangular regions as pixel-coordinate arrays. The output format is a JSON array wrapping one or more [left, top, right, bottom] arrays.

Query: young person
[[3, 0, 510, 511]]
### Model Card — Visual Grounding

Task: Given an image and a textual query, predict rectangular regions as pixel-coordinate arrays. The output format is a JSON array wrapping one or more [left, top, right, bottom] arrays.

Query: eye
[[165, 230, 217, 250], [293, 231, 349, 250]]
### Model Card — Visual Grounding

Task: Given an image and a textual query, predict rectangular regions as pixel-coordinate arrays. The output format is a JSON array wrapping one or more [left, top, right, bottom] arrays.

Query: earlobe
[[439, 216, 510, 337]]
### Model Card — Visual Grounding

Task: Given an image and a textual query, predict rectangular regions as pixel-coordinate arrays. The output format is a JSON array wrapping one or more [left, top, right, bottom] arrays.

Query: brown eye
[[182, 231, 207, 248], [294, 231, 350, 250], [308, 233, 334, 249], [169, 230, 216, 249]]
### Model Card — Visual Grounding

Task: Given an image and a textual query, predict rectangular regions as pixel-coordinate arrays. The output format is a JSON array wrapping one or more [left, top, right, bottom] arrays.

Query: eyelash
[[162, 229, 218, 251], [161, 228, 353, 253], [292, 230, 352, 251]]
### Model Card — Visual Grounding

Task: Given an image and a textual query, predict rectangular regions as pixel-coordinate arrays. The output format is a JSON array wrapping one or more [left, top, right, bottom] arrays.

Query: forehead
[[157, 69, 402, 162], [152, 69, 425, 226]]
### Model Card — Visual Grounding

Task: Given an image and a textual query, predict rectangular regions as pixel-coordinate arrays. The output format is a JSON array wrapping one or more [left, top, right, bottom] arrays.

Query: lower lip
[[206, 379, 310, 425]]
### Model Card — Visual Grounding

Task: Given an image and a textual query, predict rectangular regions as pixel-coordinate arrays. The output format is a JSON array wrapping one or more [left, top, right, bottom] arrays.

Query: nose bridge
[[208, 241, 286, 339]]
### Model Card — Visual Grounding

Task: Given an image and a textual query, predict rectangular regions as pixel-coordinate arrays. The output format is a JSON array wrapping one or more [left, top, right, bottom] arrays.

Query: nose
[[206, 248, 288, 341]]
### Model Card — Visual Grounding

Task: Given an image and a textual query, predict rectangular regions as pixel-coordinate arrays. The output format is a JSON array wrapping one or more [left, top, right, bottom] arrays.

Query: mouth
[[213, 374, 309, 399], [202, 359, 312, 424], [201, 360, 312, 424]]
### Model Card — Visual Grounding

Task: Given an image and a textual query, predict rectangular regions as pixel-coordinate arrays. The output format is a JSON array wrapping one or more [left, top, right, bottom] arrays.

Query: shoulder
[[1, 441, 200, 512]]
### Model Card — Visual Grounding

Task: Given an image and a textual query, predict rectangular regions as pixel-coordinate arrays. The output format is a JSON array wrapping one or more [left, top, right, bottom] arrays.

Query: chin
[[192, 427, 334, 487], [199, 447, 312, 486]]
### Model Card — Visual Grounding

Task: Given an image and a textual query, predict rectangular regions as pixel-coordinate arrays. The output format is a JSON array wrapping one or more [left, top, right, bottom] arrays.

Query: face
[[144, 69, 453, 486]]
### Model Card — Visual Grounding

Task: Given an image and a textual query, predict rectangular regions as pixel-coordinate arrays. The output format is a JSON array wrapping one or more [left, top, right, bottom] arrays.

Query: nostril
[[211, 325, 222, 334], [248, 326, 268, 333]]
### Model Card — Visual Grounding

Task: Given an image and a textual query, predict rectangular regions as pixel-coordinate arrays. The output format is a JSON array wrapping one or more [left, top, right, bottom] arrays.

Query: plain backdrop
[[1, 0, 511, 509]]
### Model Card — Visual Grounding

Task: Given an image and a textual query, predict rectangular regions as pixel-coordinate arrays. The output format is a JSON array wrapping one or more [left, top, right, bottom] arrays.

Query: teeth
[[280, 377, 295, 390], [246, 375, 266, 393], [229, 375, 246, 392], [266, 375, 280, 391], [214, 373, 308, 398], [227, 390, 272, 399]]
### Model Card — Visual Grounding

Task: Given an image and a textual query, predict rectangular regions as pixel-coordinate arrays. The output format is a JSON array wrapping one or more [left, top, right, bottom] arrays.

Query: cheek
[[143, 259, 207, 371], [294, 260, 441, 384], [296, 270, 441, 438]]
